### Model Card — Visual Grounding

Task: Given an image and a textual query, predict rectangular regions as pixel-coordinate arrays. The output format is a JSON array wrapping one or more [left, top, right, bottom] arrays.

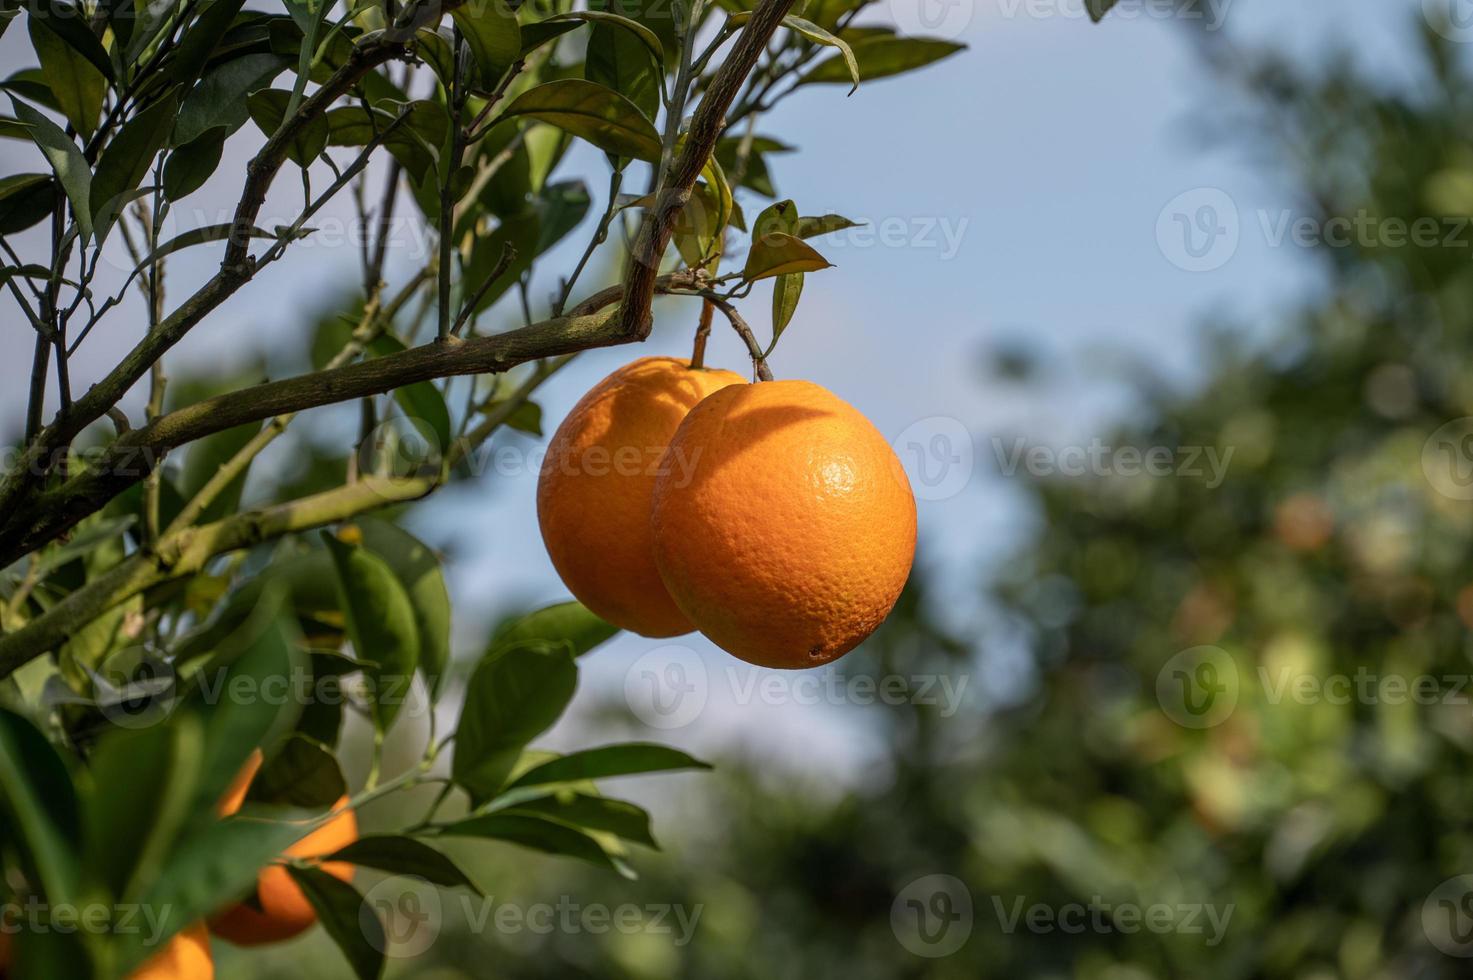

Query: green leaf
[[324, 100, 448, 184], [248, 88, 329, 165], [367, 335, 451, 453], [450, 0, 521, 90], [83, 715, 203, 902], [0, 707, 80, 904], [435, 813, 633, 877], [246, 733, 345, 807], [753, 200, 802, 347], [796, 213, 862, 238], [480, 397, 543, 436], [465, 179, 590, 313], [551, 10, 664, 65], [496, 79, 663, 162], [489, 601, 618, 660], [167, 0, 249, 87], [581, 11, 663, 130], [28, 12, 107, 137], [11, 99, 91, 241], [163, 127, 228, 200], [452, 642, 577, 804], [508, 743, 711, 789], [801, 35, 966, 85], [1087, 0, 1120, 20], [91, 92, 181, 243], [0, 171, 56, 233], [783, 15, 860, 93], [173, 52, 288, 147], [0, 113, 30, 138], [132, 223, 275, 278], [518, 19, 581, 58], [327, 835, 482, 893], [743, 230, 833, 281], [30, 2, 115, 80], [323, 533, 421, 733], [505, 793, 658, 848], [286, 866, 385, 980], [355, 518, 451, 700]]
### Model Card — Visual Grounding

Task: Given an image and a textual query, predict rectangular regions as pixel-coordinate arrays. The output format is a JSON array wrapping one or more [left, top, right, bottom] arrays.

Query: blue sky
[[0, 0, 1433, 779]]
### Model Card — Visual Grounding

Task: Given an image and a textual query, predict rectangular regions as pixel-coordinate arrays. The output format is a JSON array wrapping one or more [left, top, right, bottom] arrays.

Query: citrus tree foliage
[[0, 0, 962, 976], [358, 20, 1473, 980]]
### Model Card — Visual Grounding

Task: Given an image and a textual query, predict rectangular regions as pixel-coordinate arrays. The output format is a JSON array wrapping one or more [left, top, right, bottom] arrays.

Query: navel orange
[[538, 356, 745, 637], [651, 380, 916, 668]]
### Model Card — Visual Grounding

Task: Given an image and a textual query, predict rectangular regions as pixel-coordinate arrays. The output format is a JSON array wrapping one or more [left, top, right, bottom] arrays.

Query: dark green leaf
[[480, 397, 542, 436], [518, 19, 581, 57], [367, 335, 452, 452], [131, 222, 275, 274], [509, 743, 711, 789], [248, 88, 329, 165], [168, 0, 250, 87], [323, 533, 420, 732], [247, 733, 345, 807], [0, 172, 55, 233], [27, 11, 107, 139], [452, 642, 577, 803], [489, 601, 618, 659], [801, 36, 965, 85], [496, 79, 663, 162], [505, 793, 658, 848], [30, 2, 114, 80], [163, 126, 228, 200], [92, 92, 181, 243], [435, 813, 632, 876], [286, 866, 385, 980], [1087, 0, 1120, 21], [11, 99, 91, 240], [327, 835, 482, 893], [583, 13, 662, 129], [796, 213, 861, 238], [0, 707, 80, 903], [173, 52, 288, 147], [451, 0, 521, 90]]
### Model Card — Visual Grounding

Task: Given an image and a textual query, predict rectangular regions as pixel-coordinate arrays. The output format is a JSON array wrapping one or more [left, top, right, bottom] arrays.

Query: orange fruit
[[209, 750, 359, 946], [129, 923, 213, 980], [538, 356, 745, 637], [651, 380, 916, 668]]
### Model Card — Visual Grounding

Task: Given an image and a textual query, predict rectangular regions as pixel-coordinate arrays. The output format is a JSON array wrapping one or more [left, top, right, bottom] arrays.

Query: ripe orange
[[209, 750, 359, 946], [129, 923, 213, 980], [651, 380, 916, 668], [538, 356, 745, 637]]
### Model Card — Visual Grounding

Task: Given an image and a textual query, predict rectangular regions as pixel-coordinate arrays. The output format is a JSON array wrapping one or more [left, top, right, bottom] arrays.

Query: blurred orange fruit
[[538, 356, 745, 637], [129, 923, 213, 980], [651, 380, 916, 668], [209, 750, 359, 946]]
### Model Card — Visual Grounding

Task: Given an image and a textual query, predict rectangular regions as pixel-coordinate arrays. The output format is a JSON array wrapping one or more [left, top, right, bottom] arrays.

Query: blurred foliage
[[224, 18, 1473, 980]]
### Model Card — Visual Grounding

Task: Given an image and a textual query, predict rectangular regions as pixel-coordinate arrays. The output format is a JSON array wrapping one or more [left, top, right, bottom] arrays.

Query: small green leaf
[[11, 100, 90, 240], [163, 127, 228, 200], [323, 533, 421, 733], [355, 518, 451, 700], [286, 866, 385, 980], [450, 0, 521, 90], [173, 52, 289, 147], [581, 11, 663, 130], [246, 733, 346, 808], [489, 601, 618, 660], [743, 231, 833, 282], [368, 335, 452, 453], [435, 813, 633, 877], [496, 79, 663, 162], [480, 397, 543, 436], [327, 836, 483, 893], [452, 642, 577, 804], [0, 172, 56, 233], [796, 213, 862, 238], [801, 36, 966, 85], [782, 15, 860, 93], [1087, 0, 1120, 21], [508, 743, 711, 789]]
